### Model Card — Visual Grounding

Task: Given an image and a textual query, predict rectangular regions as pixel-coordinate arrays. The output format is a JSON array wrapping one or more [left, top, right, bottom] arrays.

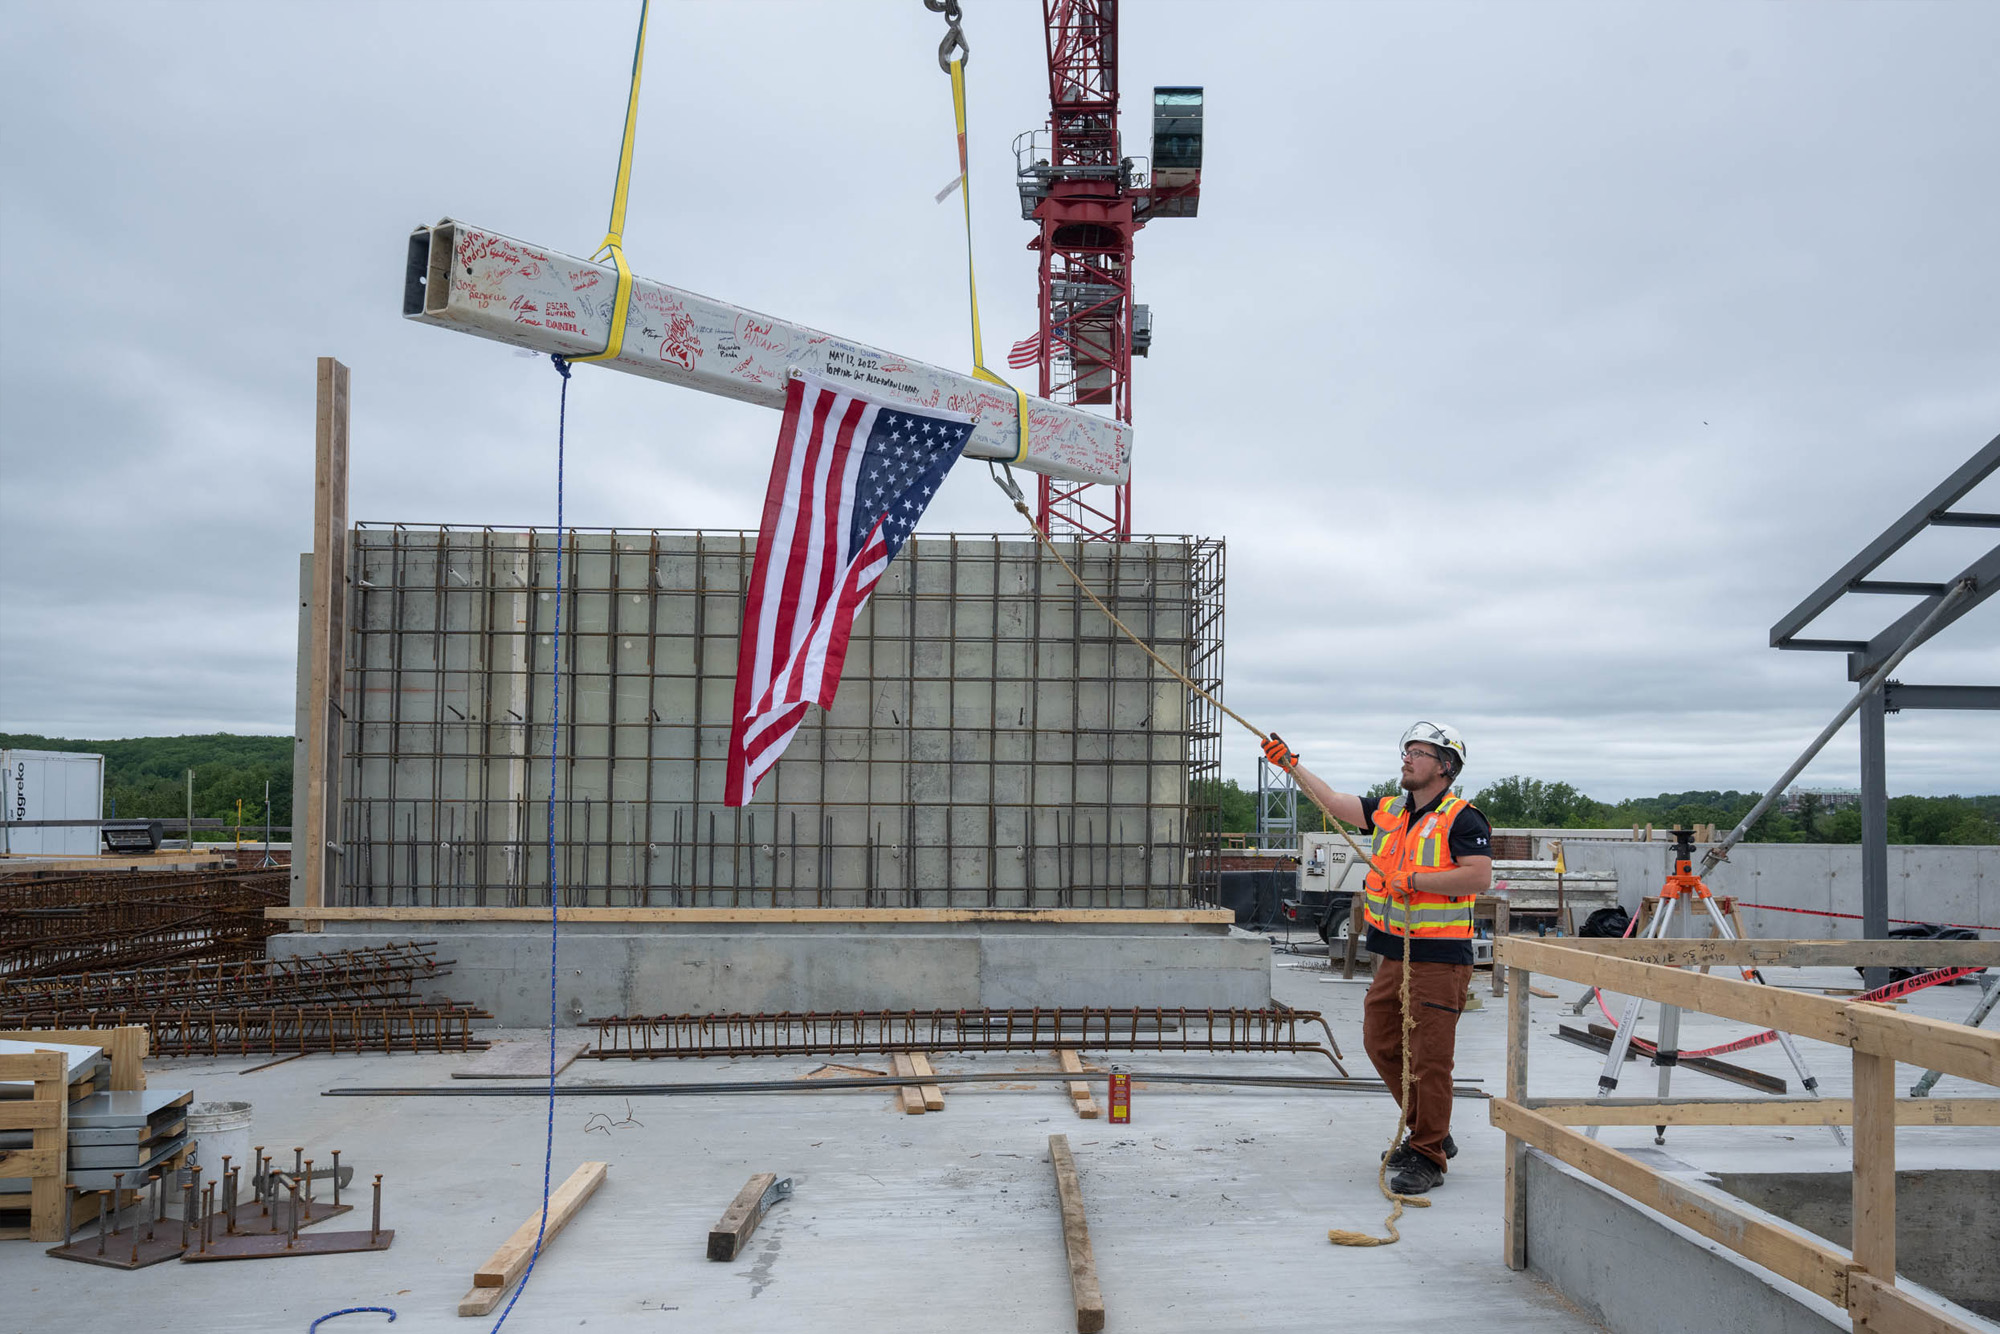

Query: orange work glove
[[1261, 733, 1297, 769], [1384, 870, 1419, 902]]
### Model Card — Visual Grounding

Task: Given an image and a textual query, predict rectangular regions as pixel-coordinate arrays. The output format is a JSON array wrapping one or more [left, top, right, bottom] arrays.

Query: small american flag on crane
[[724, 372, 973, 805], [1007, 330, 1044, 369]]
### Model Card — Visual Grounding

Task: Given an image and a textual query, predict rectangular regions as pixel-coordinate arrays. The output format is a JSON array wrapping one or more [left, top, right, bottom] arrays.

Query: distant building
[[1781, 784, 1861, 814]]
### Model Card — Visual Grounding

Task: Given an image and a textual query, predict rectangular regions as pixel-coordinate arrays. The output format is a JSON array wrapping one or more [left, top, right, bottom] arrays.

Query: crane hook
[[924, 0, 969, 71]]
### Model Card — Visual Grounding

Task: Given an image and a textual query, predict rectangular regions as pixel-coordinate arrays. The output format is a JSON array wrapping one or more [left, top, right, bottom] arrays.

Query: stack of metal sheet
[[63, 1089, 193, 1190]]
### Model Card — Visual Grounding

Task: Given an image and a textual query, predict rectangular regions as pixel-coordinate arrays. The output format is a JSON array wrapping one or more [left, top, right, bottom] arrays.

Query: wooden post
[[1851, 1047, 1897, 1299], [1503, 964, 1530, 1270], [1341, 901, 1362, 979], [1492, 898, 1511, 996], [301, 357, 352, 930]]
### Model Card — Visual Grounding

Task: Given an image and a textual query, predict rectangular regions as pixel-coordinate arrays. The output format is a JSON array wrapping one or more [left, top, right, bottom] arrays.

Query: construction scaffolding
[[330, 527, 1226, 909]]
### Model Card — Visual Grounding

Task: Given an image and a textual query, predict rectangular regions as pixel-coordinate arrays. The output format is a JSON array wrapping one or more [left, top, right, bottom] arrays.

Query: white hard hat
[[1400, 721, 1467, 775]]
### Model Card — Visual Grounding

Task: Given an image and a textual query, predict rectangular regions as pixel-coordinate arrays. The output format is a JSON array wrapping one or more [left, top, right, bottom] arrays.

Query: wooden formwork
[[1492, 936, 2000, 1334]]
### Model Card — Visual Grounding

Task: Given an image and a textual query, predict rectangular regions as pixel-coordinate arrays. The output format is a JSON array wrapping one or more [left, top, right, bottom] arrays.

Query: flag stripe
[[726, 373, 973, 807]]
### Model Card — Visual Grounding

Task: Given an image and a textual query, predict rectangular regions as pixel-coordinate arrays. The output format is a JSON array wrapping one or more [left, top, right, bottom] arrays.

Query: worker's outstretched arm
[[1261, 736, 1365, 828]]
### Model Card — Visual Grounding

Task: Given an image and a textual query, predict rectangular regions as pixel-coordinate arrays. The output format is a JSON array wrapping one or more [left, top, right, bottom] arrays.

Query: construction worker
[[1263, 723, 1492, 1194]]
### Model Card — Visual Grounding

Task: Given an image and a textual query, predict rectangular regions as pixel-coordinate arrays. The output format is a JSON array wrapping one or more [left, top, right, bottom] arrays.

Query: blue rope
[[309, 1308, 395, 1332], [488, 353, 571, 1331]]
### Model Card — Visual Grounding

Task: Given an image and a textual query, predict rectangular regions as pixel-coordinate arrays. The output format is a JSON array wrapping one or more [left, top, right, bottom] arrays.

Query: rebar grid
[[336, 527, 1226, 909], [0, 871, 288, 977], [585, 1005, 1344, 1069], [8, 1003, 491, 1056], [0, 942, 448, 1012]]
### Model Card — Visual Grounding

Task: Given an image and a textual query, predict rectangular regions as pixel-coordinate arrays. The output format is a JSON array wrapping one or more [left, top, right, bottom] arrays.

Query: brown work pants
[[1363, 954, 1472, 1171]]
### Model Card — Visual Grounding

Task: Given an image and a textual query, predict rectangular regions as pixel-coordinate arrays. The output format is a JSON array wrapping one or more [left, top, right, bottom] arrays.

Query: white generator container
[[1, 749, 106, 856]]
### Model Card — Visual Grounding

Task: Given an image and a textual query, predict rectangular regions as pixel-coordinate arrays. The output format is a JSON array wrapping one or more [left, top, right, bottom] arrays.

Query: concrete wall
[[271, 921, 1273, 1025], [1524, 1150, 1847, 1334], [1714, 1170, 2000, 1319], [325, 528, 1224, 909], [1549, 840, 1998, 938]]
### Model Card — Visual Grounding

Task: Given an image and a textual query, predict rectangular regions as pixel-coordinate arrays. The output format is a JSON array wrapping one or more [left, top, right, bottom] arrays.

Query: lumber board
[[1848, 1005, 2000, 1087], [1056, 1049, 1099, 1119], [0, 1101, 62, 1131], [0, 1147, 60, 1176], [890, 1054, 927, 1114], [1522, 1096, 2000, 1126], [303, 356, 350, 934], [1852, 1049, 1897, 1283], [707, 1172, 783, 1261], [1, 1052, 69, 1243], [268, 906, 1235, 925], [1847, 1269, 1984, 1334], [1552, 938, 2000, 969], [1490, 1098, 1851, 1306], [470, 1161, 608, 1289], [1501, 937, 2000, 1083], [1504, 966, 1530, 1272], [910, 1053, 945, 1111], [1048, 1135, 1105, 1334]]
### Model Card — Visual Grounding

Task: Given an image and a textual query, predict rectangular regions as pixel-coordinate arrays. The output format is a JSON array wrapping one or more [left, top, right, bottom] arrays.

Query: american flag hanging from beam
[[724, 372, 973, 806]]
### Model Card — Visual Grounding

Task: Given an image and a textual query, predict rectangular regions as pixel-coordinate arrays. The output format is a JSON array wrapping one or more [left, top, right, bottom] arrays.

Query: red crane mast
[[1015, 1, 1202, 541]]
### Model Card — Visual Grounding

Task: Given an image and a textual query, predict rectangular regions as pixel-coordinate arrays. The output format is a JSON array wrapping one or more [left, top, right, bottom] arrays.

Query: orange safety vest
[[1362, 793, 1479, 939]]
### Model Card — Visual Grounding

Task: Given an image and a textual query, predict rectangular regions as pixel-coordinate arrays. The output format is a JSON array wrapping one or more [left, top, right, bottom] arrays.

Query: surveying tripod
[[1589, 827, 1844, 1147]]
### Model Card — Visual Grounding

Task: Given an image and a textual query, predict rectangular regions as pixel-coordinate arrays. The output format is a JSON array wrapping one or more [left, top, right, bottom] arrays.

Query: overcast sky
[[2, 1, 1995, 799]]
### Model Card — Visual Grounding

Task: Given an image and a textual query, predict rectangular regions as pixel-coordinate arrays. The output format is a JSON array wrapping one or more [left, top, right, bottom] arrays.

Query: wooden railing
[[1492, 937, 2000, 1334]]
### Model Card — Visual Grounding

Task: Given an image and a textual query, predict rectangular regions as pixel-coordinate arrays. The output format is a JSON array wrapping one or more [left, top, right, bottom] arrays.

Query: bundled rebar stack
[[0, 941, 491, 1055], [0, 869, 290, 978]]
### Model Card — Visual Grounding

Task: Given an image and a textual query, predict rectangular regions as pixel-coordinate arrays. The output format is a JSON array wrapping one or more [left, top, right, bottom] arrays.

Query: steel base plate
[[47, 1225, 186, 1269], [180, 1228, 394, 1261], [227, 1201, 353, 1235]]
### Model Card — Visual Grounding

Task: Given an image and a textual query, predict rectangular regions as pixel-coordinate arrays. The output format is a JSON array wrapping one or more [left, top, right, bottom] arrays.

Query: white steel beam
[[402, 219, 1131, 487]]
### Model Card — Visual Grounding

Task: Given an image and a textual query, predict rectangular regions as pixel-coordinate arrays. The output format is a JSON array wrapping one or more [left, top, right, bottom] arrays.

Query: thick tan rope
[[995, 481, 1429, 1243]]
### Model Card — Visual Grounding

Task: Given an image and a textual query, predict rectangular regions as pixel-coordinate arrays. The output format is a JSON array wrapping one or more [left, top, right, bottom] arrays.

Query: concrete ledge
[[270, 920, 1272, 1024], [1524, 1149, 1846, 1334]]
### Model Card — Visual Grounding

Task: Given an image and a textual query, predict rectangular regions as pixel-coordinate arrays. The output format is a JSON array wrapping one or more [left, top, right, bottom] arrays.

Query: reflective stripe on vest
[[1362, 792, 1477, 939]]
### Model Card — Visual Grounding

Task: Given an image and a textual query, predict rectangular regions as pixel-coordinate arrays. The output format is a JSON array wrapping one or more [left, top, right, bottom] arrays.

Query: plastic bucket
[[184, 1100, 253, 1188]]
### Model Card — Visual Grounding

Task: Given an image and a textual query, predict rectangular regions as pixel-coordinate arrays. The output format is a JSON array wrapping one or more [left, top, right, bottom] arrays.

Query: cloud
[[2, 1, 1995, 800]]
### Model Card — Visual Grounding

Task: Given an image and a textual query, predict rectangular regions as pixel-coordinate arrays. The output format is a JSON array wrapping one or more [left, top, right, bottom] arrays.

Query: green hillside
[[1, 733, 292, 828]]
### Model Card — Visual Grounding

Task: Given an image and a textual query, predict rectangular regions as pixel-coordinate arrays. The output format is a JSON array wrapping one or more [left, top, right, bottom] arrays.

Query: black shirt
[[1359, 789, 1492, 967]]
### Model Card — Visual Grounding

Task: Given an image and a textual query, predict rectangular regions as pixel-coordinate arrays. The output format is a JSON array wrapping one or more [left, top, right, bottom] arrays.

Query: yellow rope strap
[[946, 56, 1030, 463], [569, 0, 652, 366], [989, 476, 1428, 1244]]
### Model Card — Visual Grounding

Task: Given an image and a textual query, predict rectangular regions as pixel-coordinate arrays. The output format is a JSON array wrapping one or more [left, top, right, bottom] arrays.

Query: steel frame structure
[[1771, 428, 2000, 982], [1020, 0, 1202, 541], [332, 525, 1224, 909]]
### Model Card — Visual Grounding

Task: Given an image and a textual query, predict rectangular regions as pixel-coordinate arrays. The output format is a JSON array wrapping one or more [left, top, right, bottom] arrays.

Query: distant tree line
[[1, 733, 292, 832], [1198, 774, 1999, 845]]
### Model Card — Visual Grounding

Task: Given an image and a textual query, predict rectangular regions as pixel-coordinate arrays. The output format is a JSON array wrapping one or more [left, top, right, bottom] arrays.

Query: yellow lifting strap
[[570, 0, 652, 366], [947, 56, 1031, 464]]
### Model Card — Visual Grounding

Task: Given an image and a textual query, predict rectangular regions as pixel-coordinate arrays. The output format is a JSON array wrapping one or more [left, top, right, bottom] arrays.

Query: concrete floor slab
[[10, 944, 1996, 1332]]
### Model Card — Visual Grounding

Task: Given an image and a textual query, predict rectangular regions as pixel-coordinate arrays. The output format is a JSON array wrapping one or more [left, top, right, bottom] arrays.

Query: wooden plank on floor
[[452, 1040, 589, 1080], [890, 1054, 927, 1114], [708, 1172, 786, 1261], [461, 1160, 608, 1314], [1049, 1134, 1105, 1334], [1056, 1049, 1099, 1119], [910, 1053, 945, 1111]]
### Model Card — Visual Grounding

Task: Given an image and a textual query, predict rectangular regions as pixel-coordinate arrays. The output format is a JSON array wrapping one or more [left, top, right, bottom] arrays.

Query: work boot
[[1389, 1154, 1445, 1195], [1381, 1133, 1456, 1169]]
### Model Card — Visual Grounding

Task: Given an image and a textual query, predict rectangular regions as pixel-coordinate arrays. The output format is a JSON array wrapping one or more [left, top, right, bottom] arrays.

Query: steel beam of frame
[[402, 219, 1130, 487], [1770, 429, 1999, 648], [1884, 683, 2000, 711], [1846, 543, 2000, 681]]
